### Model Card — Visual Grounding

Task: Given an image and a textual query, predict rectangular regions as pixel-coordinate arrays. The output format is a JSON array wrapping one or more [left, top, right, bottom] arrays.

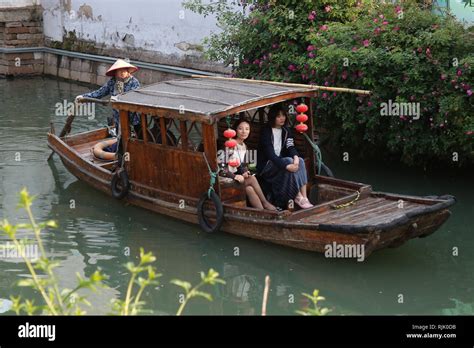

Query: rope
[[203, 153, 219, 198], [332, 190, 360, 209], [302, 132, 323, 175], [301, 128, 361, 209]]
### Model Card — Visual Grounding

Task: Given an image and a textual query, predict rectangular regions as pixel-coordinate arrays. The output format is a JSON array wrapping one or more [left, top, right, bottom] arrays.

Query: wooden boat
[[47, 76, 455, 259]]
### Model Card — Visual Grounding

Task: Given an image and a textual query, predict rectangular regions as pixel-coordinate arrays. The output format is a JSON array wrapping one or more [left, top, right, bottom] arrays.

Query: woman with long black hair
[[257, 104, 313, 209]]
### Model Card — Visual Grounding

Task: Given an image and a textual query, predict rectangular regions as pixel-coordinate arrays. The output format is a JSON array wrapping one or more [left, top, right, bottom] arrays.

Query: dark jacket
[[83, 76, 140, 125], [257, 125, 299, 173]]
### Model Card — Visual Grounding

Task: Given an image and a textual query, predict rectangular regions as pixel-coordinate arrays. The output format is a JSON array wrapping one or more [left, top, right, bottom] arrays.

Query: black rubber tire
[[111, 169, 130, 200], [197, 190, 224, 234]]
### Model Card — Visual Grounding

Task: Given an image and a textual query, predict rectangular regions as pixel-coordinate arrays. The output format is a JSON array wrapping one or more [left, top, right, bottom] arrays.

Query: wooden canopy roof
[[111, 76, 321, 124]]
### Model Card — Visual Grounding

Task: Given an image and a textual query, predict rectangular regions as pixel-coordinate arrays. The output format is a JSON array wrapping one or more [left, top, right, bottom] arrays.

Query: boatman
[[75, 58, 141, 140]]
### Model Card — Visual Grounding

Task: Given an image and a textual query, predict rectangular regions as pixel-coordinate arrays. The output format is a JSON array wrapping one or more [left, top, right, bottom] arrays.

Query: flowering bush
[[186, 0, 473, 167]]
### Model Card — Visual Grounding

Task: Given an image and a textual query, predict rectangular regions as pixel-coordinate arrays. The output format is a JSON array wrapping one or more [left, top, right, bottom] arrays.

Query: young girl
[[257, 104, 313, 209], [220, 118, 277, 211]]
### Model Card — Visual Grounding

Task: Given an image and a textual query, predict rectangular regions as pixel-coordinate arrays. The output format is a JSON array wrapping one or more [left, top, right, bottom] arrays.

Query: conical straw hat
[[106, 59, 139, 77]]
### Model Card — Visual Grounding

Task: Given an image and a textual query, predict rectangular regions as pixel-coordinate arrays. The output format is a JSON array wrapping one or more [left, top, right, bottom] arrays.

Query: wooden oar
[[47, 97, 111, 161]]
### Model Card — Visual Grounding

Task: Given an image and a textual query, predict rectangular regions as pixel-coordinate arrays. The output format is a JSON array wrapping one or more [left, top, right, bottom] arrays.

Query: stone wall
[[0, 5, 44, 76], [43, 53, 183, 87]]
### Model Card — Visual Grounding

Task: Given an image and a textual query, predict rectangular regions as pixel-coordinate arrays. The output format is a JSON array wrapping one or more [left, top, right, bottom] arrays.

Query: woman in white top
[[220, 118, 277, 211]]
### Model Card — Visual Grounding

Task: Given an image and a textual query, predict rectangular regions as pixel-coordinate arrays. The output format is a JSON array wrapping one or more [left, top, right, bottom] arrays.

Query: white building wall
[[41, 0, 224, 58], [0, 0, 38, 7]]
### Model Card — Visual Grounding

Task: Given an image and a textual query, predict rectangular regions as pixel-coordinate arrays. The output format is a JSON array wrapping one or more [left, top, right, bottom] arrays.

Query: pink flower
[[243, 59, 249, 65], [341, 71, 348, 80], [467, 90, 473, 96], [253, 59, 260, 65], [426, 48, 431, 56], [383, 20, 389, 25], [395, 6, 403, 14], [373, 18, 378, 23], [325, 5, 332, 13], [368, 101, 373, 107], [466, 130, 473, 135], [352, 47, 358, 52], [288, 64, 297, 72], [324, 81, 329, 86], [379, 14, 385, 19], [308, 52, 315, 58], [322, 92, 328, 99], [440, 74, 447, 80], [320, 25, 329, 31], [308, 13, 315, 21], [362, 39, 370, 47], [374, 27, 381, 35], [393, 26, 400, 31], [457, 69, 462, 77], [272, 43, 279, 49], [307, 45, 315, 51]]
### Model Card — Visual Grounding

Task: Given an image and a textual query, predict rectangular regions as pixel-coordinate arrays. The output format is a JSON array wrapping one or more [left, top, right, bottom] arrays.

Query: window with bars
[[134, 115, 204, 152]]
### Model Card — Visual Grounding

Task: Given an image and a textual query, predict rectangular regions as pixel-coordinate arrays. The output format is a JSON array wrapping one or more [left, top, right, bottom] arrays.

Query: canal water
[[0, 76, 472, 315]]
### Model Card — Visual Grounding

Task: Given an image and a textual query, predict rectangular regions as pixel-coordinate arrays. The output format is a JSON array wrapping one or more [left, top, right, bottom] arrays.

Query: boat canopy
[[111, 76, 320, 124]]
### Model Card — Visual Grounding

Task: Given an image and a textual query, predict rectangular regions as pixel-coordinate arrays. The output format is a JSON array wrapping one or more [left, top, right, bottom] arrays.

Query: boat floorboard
[[299, 196, 428, 226], [71, 139, 117, 167]]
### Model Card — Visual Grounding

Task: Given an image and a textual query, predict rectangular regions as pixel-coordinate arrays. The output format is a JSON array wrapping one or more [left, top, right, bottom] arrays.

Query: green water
[[0, 76, 473, 315]]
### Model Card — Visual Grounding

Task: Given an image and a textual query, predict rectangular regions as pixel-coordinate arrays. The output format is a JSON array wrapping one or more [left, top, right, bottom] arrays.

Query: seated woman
[[257, 104, 313, 209], [220, 118, 277, 211]]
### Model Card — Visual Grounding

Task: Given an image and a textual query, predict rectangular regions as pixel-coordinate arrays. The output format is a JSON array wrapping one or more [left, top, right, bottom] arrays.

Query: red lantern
[[296, 104, 308, 113], [295, 103, 309, 133], [228, 158, 240, 167], [223, 128, 236, 139], [225, 139, 237, 148], [295, 123, 308, 133], [296, 113, 308, 123]]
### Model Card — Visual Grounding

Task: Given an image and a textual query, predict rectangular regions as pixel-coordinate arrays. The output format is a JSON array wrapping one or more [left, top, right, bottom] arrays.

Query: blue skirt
[[260, 157, 308, 208]]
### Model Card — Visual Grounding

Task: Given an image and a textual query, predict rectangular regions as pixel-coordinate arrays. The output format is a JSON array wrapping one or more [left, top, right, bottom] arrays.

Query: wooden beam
[[191, 75, 372, 95]]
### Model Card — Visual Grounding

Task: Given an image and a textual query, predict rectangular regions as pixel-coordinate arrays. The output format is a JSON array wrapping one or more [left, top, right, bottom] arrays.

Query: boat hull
[[48, 131, 454, 259]]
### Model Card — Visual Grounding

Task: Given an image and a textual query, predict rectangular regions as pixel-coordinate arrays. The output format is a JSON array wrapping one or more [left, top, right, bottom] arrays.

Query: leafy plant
[[171, 268, 226, 315], [0, 188, 225, 315], [296, 289, 331, 316], [185, 0, 474, 167]]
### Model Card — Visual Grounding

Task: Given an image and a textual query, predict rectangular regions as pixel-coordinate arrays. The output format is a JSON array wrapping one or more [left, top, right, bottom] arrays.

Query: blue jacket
[[83, 76, 141, 125], [257, 125, 299, 173]]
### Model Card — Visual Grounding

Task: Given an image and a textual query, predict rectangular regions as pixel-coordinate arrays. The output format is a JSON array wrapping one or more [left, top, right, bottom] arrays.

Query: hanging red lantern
[[296, 113, 308, 123], [296, 103, 308, 113], [295, 123, 308, 133], [228, 157, 240, 167], [223, 128, 236, 139], [225, 139, 237, 148], [295, 103, 309, 134]]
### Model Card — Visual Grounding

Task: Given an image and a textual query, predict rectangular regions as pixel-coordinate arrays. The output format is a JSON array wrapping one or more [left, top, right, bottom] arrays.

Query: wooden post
[[119, 109, 130, 153], [202, 123, 219, 194], [305, 97, 316, 178], [140, 113, 148, 142], [160, 117, 167, 145], [180, 120, 188, 150]]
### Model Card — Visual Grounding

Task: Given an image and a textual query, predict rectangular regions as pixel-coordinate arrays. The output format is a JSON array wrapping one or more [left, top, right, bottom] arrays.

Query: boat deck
[[71, 139, 117, 167], [298, 196, 426, 226]]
